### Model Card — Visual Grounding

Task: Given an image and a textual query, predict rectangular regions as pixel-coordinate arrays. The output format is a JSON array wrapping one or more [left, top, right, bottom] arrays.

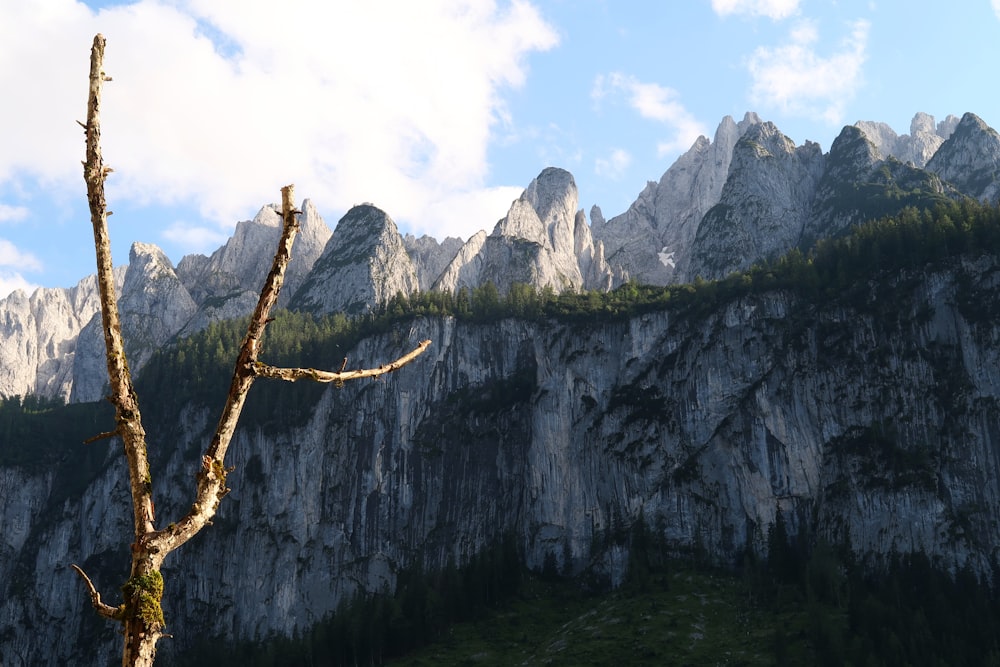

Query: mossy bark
[[74, 33, 430, 667]]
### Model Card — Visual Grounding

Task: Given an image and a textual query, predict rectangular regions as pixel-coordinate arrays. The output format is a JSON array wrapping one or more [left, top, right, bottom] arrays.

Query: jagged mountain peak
[[4, 111, 1000, 405], [591, 112, 764, 285], [522, 167, 577, 227], [125, 241, 178, 284], [926, 112, 1000, 203], [435, 167, 618, 295], [404, 233, 464, 291], [688, 119, 825, 279], [290, 204, 418, 315], [71, 241, 197, 402], [854, 112, 958, 168], [824, 125, 883, 178], [176, 198, 331, 313], [496, 166, 578, 255], [735, 120, 798, 158]]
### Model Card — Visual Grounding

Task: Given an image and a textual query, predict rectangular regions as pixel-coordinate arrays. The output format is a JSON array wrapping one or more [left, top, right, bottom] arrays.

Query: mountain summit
[[434, 167, 621, 294], [0, 111, 994, 401]]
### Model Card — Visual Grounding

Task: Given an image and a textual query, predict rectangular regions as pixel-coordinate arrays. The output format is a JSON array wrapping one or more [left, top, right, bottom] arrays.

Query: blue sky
[[2, 0, 999, 297]]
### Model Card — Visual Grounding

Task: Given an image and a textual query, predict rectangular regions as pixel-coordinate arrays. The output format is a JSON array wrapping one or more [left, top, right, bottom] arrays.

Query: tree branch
[[253, 339, 432, 383], [151, 185, 302, 553], [70, 564, 122, 621], [76, 34, 431, 666], [83, 33, 156, 540]]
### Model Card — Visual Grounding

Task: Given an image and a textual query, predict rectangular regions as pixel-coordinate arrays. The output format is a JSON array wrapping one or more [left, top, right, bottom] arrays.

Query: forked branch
[[75, 33, 432, 667]]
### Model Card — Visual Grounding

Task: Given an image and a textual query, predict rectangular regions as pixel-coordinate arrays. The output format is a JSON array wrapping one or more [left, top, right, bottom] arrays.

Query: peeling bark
[[73, 34, 430, 666]]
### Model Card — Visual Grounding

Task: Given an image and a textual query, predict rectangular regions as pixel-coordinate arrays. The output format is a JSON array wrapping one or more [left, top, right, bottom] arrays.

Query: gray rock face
[[71, 243, 197, 402], [7, 254, 1000, 664], [177, 199, 332, 316], [1, 112, 998, 410], [292, 204, 419, 315], [925, 112, 1000, 203], [854, 112, 959, 168], [688, 122, 826, 279], [404, 233, 464, 291], [0, 273, 114, 401], [592, 113, 761, 285], [0, 198, 331, 403], [803, 125, 958, 247], [435, 167, 620, 294]]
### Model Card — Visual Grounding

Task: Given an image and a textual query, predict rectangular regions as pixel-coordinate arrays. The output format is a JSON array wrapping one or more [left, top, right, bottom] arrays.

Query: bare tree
[[71, 34, 431, 667]]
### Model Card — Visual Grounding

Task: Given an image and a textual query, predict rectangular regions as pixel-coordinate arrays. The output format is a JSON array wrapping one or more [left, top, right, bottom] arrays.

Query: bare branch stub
[[70, 564, 122, 620], [253, 339, 432, 383]]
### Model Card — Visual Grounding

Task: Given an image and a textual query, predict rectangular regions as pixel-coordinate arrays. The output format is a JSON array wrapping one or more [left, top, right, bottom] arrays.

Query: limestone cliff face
[[926, 112, 1000, 204], [291, 204, 419, 315], [72, 243, 197, 402], [0, 200, 331, 403], [0, 271, 119, 402], [687, 122, 826, 279], [5, 254, 1000, 663], [592, 113, 760, 285], [404, 233, 464, 291], [435, 168, 621, 294], [854, 112, 959, 168], [801, 125, 958, 248], [177, 198, 332, 318], [4, 113, 996, 404]]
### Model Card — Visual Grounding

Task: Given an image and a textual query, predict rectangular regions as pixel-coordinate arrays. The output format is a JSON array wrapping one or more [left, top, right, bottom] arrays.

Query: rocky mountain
[[176, 198, 332, 323], [592, 112, 762, 285], [0, 270, 119, 402], [595, 111, 985, 284], [433, 167, 622, 294], [5, 240, 1000, 663], [2, 111, 995, 404], [403, 233, 464, 291], [854, 111, 959, 168], [71, 243, 197, 403], [5, 109, 1000, 664], [686, 121, 826, 279], [0, 201, 331, 402], [925, 112, 1000, 203], [291, 204, 419, 315]]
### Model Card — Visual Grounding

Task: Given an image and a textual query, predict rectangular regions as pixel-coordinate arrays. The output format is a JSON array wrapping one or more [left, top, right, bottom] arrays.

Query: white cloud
[[710, 0, 799, 20], [162, 221, 231, 255], [415, 185, 525, 240], [746, 18, 870, 125], [0, 271, 39, 300], [0, 238, 43, 272], [0, 0, 558, 245], [994, 0, 1000, 20], [592, 73, 707, 156], [0, 204, 28, 223], [594, 148, 631, 180]]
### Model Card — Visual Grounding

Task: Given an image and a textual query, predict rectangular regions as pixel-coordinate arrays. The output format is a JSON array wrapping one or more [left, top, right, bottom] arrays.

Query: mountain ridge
[[7, 204, 1000, 662], [3, 111, 997, 403]]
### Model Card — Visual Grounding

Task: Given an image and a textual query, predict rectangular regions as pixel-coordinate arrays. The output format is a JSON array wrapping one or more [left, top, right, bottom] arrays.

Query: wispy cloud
[[0, 238, 42, 272], [0, 1, 558, 243], [0, 204, 28, 224], [592, 72, 706, 156], [162, 221, 231, 255], [745, 18, 870, 125], [594, 148, 631, 180], [0, 271, 39, 299], [994, 0, 1000, 20], [710, 0, 800, 20]]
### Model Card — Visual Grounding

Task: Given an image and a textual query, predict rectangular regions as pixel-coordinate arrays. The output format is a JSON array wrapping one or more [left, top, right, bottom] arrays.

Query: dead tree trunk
[[73, 34, 430, 666]]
